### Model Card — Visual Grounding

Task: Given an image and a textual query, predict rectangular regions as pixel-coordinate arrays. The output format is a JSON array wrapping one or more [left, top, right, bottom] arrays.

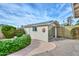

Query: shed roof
[[23, 20, 54, 28]]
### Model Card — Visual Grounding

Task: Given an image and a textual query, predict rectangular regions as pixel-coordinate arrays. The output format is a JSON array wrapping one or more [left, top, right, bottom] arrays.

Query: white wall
[[24, 26, 48, 42]]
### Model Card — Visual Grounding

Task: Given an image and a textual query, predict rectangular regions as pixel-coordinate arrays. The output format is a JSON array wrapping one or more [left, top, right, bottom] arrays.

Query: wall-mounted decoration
[[42, 28, 45, 32]]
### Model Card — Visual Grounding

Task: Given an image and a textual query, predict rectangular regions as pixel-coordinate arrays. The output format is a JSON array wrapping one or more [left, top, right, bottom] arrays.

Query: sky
[[0, 3, 76, 27]]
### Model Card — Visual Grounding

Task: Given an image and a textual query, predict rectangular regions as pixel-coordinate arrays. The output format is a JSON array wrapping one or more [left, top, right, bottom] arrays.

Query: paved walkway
[[34, 39, 79, 56], [8, 39, 56, 56]]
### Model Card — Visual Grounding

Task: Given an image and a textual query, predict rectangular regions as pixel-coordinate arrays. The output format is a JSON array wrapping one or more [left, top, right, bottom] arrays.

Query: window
[[32, 26, 37, 31]]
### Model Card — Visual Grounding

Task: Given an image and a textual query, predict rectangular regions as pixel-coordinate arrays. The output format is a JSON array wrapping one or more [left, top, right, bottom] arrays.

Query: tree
[[75, 20, 79, 25], [67, 16, 73, 26]]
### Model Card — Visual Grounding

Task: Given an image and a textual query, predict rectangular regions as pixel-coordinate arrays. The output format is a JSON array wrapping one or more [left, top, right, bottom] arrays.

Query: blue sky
[[0, 3, 76, 27]]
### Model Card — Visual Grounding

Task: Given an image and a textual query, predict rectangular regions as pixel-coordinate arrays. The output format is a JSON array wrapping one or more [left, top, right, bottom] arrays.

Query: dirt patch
[[0, 32, 5, 39]]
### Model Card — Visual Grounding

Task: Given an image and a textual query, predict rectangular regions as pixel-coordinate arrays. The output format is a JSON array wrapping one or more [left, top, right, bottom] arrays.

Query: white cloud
[[0, 3, 72, 27]]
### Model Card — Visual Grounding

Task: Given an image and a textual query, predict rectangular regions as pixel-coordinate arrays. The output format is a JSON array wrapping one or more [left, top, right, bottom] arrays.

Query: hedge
[[1, 25, 16, 38], [0, 35, 31, 56], [15, 28, 25, 37]]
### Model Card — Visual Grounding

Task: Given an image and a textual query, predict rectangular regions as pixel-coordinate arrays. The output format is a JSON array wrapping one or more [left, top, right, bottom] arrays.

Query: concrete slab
[[34, 39, 79, 56], [8, 39, 56, 56]]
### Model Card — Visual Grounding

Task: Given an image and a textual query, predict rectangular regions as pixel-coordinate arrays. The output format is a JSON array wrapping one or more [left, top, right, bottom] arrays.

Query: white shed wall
[[24, 26, 48, 42]]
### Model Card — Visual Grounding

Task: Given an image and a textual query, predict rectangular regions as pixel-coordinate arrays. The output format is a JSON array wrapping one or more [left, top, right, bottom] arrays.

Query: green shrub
[[0, 35, 31, 56], [71, 27, 79, 39], [1, 25, 16, 38], [26, 35, 31, 44], [15, 28, 25, 37]]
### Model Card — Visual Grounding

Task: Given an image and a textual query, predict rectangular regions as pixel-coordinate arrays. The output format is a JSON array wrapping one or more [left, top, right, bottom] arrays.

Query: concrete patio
[[8, 39, 56, 56], [34, 39, 79, 56]]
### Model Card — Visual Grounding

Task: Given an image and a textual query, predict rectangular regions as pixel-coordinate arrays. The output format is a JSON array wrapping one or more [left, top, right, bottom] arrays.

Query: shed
[[23, 20, 59, 42]]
